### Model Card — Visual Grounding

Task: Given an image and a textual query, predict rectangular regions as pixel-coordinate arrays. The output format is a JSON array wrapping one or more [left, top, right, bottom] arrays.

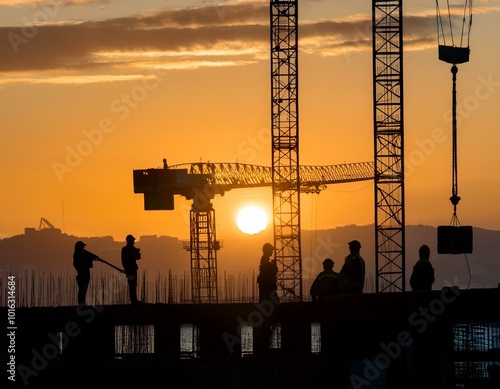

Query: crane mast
[[372, 0, 405, 292], [270, 0, 301, 302], [187, 203, 218, 303]]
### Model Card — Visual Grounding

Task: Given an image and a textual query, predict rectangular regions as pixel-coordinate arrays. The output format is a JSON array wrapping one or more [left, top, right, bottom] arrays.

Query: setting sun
[[236, 206, 268, 235]]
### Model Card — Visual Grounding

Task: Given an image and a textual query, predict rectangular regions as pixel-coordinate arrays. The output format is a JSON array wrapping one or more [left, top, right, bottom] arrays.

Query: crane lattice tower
[[270, 0, 301, 302], [372, 0, 405, 292]]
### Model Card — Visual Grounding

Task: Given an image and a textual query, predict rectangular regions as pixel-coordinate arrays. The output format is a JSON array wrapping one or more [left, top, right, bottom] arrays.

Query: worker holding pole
[[73, 240, 125, 306], [96, 257, 125, 273], [73, 240, 99, 306]]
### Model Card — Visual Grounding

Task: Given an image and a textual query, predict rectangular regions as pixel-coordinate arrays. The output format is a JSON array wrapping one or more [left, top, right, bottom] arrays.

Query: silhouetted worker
[[121, 234, 142, 304], [310, 258, 340, 301], [410, 244, 435, 291], [257, 242, 278, 302], [73, 240, 99, 306], [339, 240, 365, 293], [256, 242, 278, 355]]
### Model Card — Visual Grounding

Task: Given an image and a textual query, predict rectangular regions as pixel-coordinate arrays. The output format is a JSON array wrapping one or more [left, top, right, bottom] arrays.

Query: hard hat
[[348, 240, 361, 248], [75, 241, 86, 248], [419, 244, 431, 257], [262, 242, 274, 251], [126, 234, 136, 242]]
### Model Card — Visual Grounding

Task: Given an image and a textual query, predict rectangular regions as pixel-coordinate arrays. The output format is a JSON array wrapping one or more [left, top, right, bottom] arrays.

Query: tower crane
[[133, 161, 374, 303], [133, 0, 408, 300]]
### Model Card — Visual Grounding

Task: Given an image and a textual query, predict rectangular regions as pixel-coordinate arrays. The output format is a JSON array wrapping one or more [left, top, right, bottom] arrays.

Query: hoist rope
[[436, 0, 473, 48], [446, 0, 455, 46], [450, 65, 460, 217], [460, 0, 473, 47]]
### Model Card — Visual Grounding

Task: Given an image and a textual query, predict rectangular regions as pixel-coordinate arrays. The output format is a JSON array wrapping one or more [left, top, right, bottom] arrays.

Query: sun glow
[[236, 206, 268, 235]]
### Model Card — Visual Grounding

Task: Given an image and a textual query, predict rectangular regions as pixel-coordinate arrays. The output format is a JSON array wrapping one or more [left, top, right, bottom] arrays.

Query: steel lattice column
[[188, 205, 219, 303], [270, 0, 301, 302], [372, 0, 405, 292]]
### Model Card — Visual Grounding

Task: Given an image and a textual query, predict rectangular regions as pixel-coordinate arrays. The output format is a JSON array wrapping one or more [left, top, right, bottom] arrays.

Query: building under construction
[[3, 287, 500, 388], [4, 0, 497, 388]]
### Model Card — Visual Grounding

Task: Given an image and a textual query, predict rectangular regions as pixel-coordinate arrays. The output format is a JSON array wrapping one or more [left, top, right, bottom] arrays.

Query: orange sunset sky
[[0, 0, 499, 243]]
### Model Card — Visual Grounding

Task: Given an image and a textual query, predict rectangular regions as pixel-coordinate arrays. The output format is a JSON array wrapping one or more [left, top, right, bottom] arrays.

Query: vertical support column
[[270, 0, 302, 302], [189, 204, 219, 303], [372, 0, 405, 292]]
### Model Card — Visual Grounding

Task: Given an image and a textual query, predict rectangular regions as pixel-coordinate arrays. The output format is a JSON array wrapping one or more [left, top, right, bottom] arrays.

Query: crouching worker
[[310, 258, 340, 302]]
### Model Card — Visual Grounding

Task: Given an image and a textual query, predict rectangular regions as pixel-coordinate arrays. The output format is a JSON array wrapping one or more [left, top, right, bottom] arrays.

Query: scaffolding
[[453, 321, 500, 388]]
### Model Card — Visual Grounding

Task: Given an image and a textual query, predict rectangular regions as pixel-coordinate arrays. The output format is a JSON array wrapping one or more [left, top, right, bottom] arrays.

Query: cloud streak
[[0, 0, 112, 5], [1, 2, 498, 84]]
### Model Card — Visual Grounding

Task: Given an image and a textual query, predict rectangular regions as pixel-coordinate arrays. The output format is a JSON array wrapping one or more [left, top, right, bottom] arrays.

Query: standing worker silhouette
[[257, 242, 278, 302], [73, 240, 99, 306], [256, 242, 278, 354], [121, 234, 142, 304], [310, 258, 340, 301], [410, 244, 435, 291], [339, 240, 366, 293]]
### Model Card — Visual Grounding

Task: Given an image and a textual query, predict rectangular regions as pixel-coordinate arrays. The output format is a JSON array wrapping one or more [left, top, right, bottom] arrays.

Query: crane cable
[[450, 64, 460, 226], [436, 0, 473, 226], [437, 0, 473, 289], [436, 0, 473, 48]]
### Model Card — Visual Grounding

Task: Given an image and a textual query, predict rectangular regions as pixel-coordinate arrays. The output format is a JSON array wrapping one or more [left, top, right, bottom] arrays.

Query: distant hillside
[[299, 225, 500, 290], [1, 225, 499, 290], [0, 228, 187, 276]]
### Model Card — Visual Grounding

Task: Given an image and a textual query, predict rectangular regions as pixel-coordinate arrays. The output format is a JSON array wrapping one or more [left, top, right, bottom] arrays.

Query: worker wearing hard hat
[[121, 234, 142, 304], [257, 242, 278, 302], [310, 258, 341, 302], [338, 240, 366, 293], [73, 240, 99, 306], [410, 244, 435, 291]]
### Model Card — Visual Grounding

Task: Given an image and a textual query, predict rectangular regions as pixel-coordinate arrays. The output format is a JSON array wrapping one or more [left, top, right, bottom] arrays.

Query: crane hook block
[[450, 195, 461, 206], [437, 225, 473, 254]]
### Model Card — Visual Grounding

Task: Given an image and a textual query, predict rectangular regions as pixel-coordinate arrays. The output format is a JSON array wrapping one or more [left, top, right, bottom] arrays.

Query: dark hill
[[1, 224, 499, 291]]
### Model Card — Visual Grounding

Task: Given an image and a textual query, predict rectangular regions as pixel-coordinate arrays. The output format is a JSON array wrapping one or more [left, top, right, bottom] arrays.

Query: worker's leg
[[76, 275, 90, 305], [126, 272, 138, 303]]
